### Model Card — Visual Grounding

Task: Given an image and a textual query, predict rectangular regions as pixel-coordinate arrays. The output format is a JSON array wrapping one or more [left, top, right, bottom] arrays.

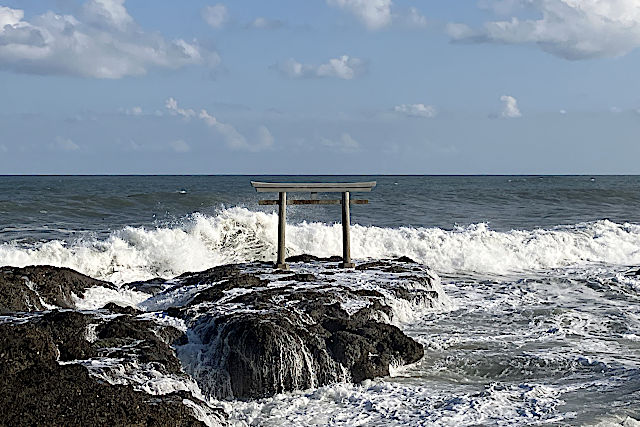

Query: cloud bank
[[326, 0, 427, 30], [327, 0, 392, 30], [0, 1, 219, 78], [276, 55, 367, 80], [394, 104, 437, 118], [165, 97, 274, 152], [448, 0, 640, 60]]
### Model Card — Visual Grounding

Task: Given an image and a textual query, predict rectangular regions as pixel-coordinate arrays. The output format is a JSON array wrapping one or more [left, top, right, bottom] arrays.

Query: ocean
[[1, 175, 639, 425]]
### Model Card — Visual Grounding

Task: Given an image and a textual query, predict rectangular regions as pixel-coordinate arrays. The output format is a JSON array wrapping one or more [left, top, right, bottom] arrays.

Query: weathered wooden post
[[340, 191, 354, 268], [277, 191, 288, 270], [251, 181, 376, 269]]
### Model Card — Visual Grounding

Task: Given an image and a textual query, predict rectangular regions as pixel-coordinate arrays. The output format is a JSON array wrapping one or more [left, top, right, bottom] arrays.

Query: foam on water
[[220, 379, 572, 426], [1, 208, 640, 284], [73, 286, 151, 310]]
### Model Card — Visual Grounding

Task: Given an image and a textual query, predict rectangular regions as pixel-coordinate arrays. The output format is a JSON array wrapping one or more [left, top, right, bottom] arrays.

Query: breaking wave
[[1, 207, 640, 284]]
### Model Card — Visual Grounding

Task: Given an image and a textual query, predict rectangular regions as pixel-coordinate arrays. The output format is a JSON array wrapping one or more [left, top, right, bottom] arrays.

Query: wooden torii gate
[[251, 181, 377, 270]]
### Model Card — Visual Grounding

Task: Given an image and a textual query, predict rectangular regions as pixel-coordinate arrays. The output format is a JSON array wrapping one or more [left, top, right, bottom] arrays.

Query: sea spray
[[2, 208, 640, 284]]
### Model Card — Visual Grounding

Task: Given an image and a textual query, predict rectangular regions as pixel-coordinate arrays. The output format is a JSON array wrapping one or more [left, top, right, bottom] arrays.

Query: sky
[[1, 0, 640, 174]]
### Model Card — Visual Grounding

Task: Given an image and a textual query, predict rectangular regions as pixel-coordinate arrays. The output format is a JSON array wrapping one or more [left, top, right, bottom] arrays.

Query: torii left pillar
[[340, 191, 354, 268], [276, 191, 288, 270]]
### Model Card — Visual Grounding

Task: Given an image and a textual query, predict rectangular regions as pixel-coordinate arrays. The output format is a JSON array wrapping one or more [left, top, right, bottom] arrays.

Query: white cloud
[[559, 109, 567, 114], [0, 6, 22, 27], [0, 3, 219, 78], [202, 4, 228, 29], [169, 139, 191, 153], [0, 144, 7, 152], [327, 1, 426, 30], [124, 106, 142, 116], [500, 95, 521, 118], [327, 0, 392, 30], [321, 133, 360, 152], [165, 97, 196, 118], [276, 55, 366, 80], [248, 17, 285, 30], [394, 103, 437, 118], [53, 136, 80, 151], [256, 126, 275, 150], [165, 98, 273, 152], [198, 108, 249, 150], [445, 22, 474, 39], [404, 7, 428, 29], [448, 0, 640, 60], [81, 0, 133, 31]]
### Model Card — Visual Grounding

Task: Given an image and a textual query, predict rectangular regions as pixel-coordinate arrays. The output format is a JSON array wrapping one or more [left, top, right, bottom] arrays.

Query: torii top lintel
[[250, 181, 376, 193]]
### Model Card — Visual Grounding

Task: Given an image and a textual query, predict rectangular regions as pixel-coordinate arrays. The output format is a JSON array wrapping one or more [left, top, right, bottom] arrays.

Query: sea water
[[1, 175, 639, 425]]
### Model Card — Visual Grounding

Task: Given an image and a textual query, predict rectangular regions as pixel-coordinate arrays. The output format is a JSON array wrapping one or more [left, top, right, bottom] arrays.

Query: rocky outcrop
[[0, 257, 443, 421], [157, 259, 439, 400], [0, 309, 225, 426], [0, 265, 112, 313]]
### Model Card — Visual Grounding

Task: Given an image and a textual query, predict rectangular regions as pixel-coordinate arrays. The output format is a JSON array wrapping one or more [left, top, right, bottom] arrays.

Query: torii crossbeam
[[251, 181, 377, 270]]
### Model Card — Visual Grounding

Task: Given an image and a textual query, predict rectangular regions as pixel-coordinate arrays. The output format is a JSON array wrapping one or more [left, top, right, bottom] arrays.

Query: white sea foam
[[221, 379, 570, 426], [1, 208, 640, 284], [0, 208, 640, 283], [73, 286, 151, 310]]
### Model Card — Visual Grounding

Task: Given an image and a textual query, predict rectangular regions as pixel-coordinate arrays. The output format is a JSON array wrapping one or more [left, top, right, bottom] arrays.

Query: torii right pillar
[[340, 191, 354, 268]]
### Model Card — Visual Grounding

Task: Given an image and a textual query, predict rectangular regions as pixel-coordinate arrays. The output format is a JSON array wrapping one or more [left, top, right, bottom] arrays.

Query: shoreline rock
[[0, 257, 443, 424], [0, 310, 223, 426], [0, 265, 113, 313]]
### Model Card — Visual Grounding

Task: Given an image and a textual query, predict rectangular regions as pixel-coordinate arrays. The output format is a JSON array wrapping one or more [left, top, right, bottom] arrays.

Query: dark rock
[[0, 321, 59, 377], [0, 310, 96, 364], [182, 282, 425, 399], [355, 261, 412, 273], [188, 274, 268, 306], [0, 265, 113, 313], [1, 258, 436, 410], [382, 265, 412, 273], [327, 331, 388, 381], [189, 312, 342, 400], [352, 300, 393, 321], [101, 302, 141, 315], [0, 319, 225, 426], [95, 316, 185, 375], [355, 261, 386, 271], [394, 256, 418, 264], [40, 310, 97, 361], [175, 264, 242, 287], [276, 273, 318, 282], [285, 254, 342, 263], [122, 277, 168, 295]]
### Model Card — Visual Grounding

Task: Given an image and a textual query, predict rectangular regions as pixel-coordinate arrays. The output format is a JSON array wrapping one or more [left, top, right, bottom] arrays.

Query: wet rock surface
[[0, 265, 112, 313], [0, 258, 444, 422], [158, 258, 440, 400], [0, 309, 224, 426]]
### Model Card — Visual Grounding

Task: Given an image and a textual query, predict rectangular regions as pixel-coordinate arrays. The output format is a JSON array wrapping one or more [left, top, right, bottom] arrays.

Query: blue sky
[[1, 0, 640, 174]]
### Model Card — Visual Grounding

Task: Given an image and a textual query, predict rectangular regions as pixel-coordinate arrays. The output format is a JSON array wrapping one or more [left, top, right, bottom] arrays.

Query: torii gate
[[251, 181, 377, 270]]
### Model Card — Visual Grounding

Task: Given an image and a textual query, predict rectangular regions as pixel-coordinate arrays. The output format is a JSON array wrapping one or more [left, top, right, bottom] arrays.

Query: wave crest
[[1, 208, 640, 283]]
